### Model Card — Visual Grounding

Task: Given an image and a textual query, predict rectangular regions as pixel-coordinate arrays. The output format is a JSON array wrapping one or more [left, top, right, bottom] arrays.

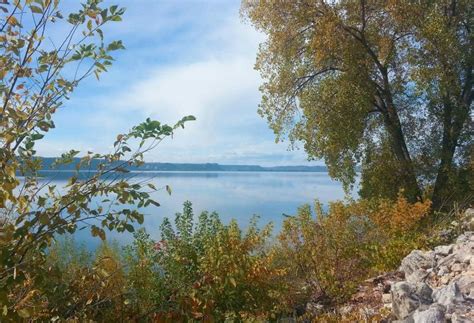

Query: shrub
[[10, 238, 126, 321], [148, 201, 285, 321], [277, 195, 432, 311], [9, 198, 433, 320]]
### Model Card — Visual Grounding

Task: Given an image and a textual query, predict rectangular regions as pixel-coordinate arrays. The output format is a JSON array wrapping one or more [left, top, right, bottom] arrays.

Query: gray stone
[[456, 233, 473, 244], [437, 266, 449, 276], [433, 282, 464, 306], [388, 230, 473, 322], [451, 312, 473, 323], [412, 303, 446, 323], [407, 269, 429, 284], [454, 274, 474, 297], [451, 263, 464, 273], [435, 245, 453, 256], [392, 282, 420, 319], [415, 282, 433, 305], [437, 253, 457, 268], [399, 250, 434, 277], [455, 243, 473, 264], [438, 266, 449, 276]]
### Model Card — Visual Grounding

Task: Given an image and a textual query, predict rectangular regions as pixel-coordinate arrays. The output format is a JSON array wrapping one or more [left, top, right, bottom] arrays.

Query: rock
[[392, 282, 420, 319], [389, 228, 473, 322], [453, 274, 474, 298], [456, 232, 473, 244], [451, 263, 463, 273], [415, 282, 433, 305], [435, 245, 453, 256], [412, 303, 446, 323], [399, 250, 434, 278], [437, 253, 457, 268], [407, 269, 429, 284], [451, 311, 474, 323], [455, 244, 473, 264], [432, 282, 464, 306], [437, 266, 449, 276], [440, 275, 451, 285], [349, 220, 473, 322], [338, 305, 353, 316]]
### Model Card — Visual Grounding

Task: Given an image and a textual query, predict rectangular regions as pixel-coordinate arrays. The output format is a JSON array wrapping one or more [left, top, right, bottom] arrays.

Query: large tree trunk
[[432, 90, 472, 211], [376, 71, 423, 202], [382, 104, 423, 202], [431, 3, 473, 211]]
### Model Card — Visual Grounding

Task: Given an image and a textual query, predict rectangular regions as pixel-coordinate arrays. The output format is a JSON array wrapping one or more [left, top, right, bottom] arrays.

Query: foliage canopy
[[242, 0, 473, 207]]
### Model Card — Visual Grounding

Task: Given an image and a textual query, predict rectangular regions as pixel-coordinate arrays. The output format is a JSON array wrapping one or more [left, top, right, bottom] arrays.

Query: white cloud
[[113, 57, 259, 122], [37, 1, 318, 166]]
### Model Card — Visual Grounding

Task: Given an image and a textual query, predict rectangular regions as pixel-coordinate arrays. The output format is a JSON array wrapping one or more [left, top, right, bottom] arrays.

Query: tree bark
[[382, 103, 423, 202], [377, 68, 423, 202], [431, 1, 473, 210], [432, 92, 472, 210]]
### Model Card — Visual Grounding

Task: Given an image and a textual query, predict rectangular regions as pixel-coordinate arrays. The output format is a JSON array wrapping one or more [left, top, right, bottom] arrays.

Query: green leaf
[[17, 308, 30, 318], [39, 213, 49, 225], [149, 200, 160, 207], [30, 5, 42, 14], [25, 141, 34, 150], [31, 133, 44, 141]]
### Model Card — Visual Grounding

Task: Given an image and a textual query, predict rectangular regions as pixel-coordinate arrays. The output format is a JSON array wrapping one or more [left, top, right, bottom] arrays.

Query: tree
[[242, 0, 473, 208], [0, 1, 194, 319]]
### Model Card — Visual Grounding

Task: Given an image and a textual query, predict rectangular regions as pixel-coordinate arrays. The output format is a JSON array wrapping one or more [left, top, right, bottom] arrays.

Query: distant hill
[[36, 157, 328, 172]]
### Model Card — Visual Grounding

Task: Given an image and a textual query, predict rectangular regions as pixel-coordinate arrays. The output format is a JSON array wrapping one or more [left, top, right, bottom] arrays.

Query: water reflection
[[37, 172, 353, 248]]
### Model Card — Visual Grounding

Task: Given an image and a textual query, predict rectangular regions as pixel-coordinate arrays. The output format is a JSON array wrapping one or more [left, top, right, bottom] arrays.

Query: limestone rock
[[453, 274, 474, 298], [434, 245, 453, 257], [412, 303, 446, 323], [388, 220, 473, 322], [433, 282, 464, 306], [399, 250, 434, 283], [391, 282, 422, 320]]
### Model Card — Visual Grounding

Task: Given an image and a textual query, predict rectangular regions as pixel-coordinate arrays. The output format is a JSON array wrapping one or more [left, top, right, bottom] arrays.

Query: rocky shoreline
[[328, 209, 474, 322], [390, 230, 473, 322]]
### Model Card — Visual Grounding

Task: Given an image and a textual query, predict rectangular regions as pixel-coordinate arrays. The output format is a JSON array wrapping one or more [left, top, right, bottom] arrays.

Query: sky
[[36, 0, 316, 166]]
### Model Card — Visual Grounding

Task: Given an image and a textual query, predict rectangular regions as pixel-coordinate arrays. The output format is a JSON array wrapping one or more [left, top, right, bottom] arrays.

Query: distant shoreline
[[34, 157, 330, 173], [36, 169, 330, 173]]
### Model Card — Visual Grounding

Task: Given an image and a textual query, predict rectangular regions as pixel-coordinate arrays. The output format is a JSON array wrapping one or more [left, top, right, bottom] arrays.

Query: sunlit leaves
[[147, 202, 284, 320], [242, 0, 473, 203], [278, 195, 432, 307], [0, 0, 195, 319]]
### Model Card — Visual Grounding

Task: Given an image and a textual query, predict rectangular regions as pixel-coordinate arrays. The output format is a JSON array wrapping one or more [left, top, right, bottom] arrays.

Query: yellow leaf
[[7, 16, 19, 26]]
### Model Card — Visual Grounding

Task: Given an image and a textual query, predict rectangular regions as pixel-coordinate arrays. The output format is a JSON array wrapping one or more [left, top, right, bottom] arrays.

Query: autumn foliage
[[2, 197, 435, 320], [277, 194, 432, 310]]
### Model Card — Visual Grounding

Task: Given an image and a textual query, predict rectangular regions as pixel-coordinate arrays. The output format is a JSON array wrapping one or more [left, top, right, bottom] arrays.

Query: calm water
[[39, 172, 351, 248]]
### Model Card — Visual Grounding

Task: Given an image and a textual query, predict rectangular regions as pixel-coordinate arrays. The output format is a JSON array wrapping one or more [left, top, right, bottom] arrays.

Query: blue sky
[[36, 0, 316, 166]]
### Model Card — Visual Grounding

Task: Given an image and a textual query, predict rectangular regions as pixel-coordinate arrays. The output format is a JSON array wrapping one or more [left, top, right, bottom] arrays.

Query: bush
[[146, 201, 285, 321], [9, 197, 433, 320], [276, 195, 432, 311], [7, 202, 285, 321]]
